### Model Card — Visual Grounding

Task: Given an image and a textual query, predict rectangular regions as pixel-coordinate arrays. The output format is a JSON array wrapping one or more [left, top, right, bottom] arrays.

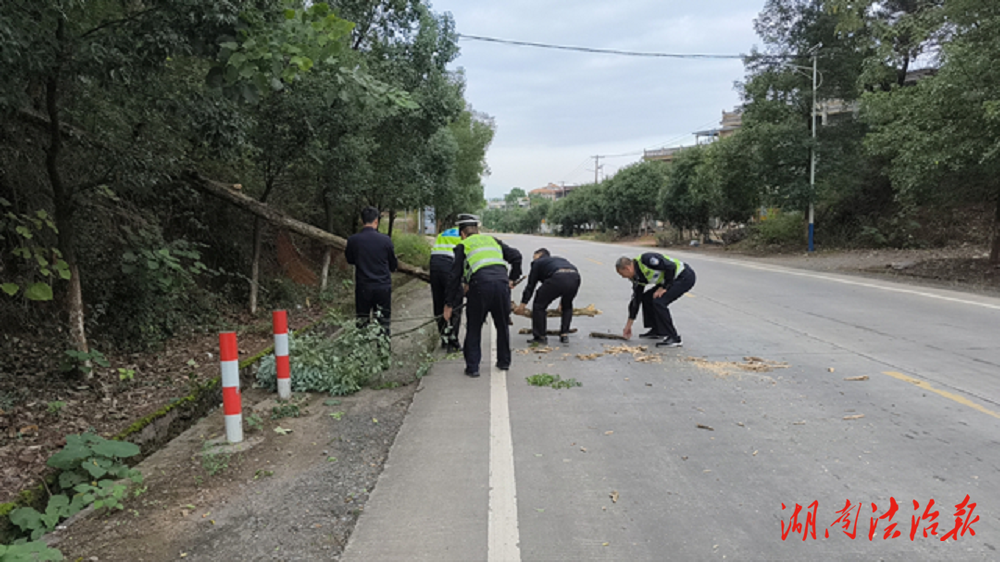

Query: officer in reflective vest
[[430, 227, 462, 352], [615, 253, 696, 347], [443, 214, 522, 377]]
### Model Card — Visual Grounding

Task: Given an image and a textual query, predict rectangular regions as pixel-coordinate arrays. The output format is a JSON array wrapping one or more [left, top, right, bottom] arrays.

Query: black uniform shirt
[[345, 226, 397, 287], [627, 252, 680, 320], [429, 253, 454, 273], [520, 256, 578, 304], [446, 236, 522, 308]]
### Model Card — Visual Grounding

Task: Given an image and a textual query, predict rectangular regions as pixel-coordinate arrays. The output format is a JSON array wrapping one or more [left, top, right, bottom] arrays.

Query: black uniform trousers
[[532, 271, 581, 338], [640, 266, 696, 338], [464, 279, 511, 373], [430, 269, 461, 345], [356, 283, 392, 336]]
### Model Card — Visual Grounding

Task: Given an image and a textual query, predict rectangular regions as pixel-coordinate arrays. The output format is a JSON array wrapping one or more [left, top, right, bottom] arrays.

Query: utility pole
[[808, 46, 819, 253], [592, 155, 604, 184]]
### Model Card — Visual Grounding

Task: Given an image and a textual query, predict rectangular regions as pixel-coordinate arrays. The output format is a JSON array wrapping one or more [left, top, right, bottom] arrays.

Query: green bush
[[752, 210, 804, 246], [654, 228, 679, 247], [8, 433, 142, 543], [256, 321, 391, 395], [391, 232, 431, 270], [0, 541, 64, 561]]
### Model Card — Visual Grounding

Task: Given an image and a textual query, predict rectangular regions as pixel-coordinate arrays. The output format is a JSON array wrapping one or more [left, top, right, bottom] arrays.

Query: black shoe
[[527, 337, 548, 345], [656, 335, 683, 348], [465, 369, 480, 378], [639, 330, 663, 339], [446, 343, 462, 354], [495, 363, 510, 371], [559, 335, 570, 344]]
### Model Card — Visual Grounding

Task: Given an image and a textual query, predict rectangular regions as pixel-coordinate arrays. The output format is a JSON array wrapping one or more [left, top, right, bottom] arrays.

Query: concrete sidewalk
[[341, 348, 493, 561]]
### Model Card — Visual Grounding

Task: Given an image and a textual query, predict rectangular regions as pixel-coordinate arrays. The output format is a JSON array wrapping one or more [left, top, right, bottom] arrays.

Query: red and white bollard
[[273, 310, 291, 400], [218, 332, 243, 443]]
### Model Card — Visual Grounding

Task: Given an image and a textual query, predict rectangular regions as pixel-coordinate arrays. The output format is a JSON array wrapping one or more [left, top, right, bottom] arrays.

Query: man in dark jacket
[[615, 252, 696, 347], [345, 207, 397, 336], [443, 214, 522, 377], [514, 248, 580, 345]]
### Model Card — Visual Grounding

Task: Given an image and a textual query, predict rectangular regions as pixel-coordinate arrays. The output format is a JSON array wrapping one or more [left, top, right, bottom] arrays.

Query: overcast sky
[[428, 0, 766, 200]]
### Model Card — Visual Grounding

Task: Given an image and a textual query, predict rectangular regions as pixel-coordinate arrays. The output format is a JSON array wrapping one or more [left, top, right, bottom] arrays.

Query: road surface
[[344, 235, 1000, 561]]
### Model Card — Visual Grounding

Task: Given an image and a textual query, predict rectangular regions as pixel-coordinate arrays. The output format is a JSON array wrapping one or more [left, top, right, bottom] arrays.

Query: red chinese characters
[[779, 496, 978, 542], [780, 501, 819, 541]]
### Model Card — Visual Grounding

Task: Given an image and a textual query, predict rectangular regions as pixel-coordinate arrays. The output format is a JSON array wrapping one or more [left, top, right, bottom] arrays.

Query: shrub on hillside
[[752, 210, 804, 246], [391, 232, 431, 270], [256, 321, 391, 395]]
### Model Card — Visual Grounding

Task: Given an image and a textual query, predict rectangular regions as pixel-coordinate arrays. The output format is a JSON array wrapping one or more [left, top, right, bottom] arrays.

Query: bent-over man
[[430, 226, 462, 352], [514, 248, 580, 345], [615, 252, 695, 347]]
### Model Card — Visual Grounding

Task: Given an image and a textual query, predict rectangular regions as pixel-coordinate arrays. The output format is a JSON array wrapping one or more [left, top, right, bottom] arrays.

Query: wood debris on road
[[589, 332, 627, 340], [516, 346, 555, 355], [843, 414, 866, 420], [685, 356, 790, 377], [517, 328, 578, 335], [844, 375, 870, 381], [512, 303, 602, 319]]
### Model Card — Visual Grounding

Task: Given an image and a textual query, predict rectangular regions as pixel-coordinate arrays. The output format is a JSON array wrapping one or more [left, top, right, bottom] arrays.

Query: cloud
[[431, 0, 764, 197]]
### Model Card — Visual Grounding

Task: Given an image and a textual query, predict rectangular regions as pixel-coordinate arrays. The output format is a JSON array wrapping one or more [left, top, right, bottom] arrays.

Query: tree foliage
[[0, 0, 495, 364]]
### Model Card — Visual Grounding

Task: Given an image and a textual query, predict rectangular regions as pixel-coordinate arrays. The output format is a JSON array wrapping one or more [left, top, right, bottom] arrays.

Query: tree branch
[[182, 171, 431, 282]]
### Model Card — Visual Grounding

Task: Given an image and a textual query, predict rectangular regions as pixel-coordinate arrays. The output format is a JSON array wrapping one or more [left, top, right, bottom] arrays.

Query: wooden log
[[182, 171, 431, 282], [518, 328, 578, 335], [511, 302, 602, 318], [589, 332, 627, 341]]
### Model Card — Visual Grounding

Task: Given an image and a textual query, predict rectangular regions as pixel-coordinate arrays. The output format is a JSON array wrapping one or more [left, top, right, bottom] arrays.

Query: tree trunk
[[249, 217, 264, 314], [387, 209, 396, 237], [249, 178, 277, 315], [46, 19, 90, 358], [319, 199, 335, 292], [184, 171, 431, 282]]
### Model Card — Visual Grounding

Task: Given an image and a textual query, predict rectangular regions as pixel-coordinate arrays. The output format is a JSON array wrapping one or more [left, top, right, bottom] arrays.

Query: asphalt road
[[344, 235, 1000, 561]]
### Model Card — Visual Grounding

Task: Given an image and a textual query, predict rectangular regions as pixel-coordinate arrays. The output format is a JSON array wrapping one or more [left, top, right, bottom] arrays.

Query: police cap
[[456, 213, 480, 227]]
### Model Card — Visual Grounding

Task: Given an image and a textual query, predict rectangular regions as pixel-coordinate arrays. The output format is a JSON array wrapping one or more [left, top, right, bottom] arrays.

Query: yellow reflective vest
[[458, 234, 506, 280], [634, 254, 684, 286]]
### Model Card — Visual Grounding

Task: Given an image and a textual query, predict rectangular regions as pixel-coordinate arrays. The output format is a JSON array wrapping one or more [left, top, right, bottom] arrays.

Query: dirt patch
[[32, 277, 436, 559], [0, 303, 332, 507], [49, 385, 417, 561]]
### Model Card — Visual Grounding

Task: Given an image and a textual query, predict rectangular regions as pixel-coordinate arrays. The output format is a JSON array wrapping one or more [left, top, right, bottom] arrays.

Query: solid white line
[[488, 323, 521, 562], [689, 254, 1000, 312]]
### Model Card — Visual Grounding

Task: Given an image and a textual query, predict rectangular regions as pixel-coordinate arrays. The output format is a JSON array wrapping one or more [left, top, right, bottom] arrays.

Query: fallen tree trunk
[[182, 171, 431, 283]]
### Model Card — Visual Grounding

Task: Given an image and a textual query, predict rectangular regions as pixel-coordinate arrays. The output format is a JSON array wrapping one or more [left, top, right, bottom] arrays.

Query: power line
[[457, 34, 798, 60]]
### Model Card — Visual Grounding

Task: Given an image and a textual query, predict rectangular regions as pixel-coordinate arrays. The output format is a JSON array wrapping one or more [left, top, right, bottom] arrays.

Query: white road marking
[[689, 254, 1000, 312], [488, 323, 521, 562]]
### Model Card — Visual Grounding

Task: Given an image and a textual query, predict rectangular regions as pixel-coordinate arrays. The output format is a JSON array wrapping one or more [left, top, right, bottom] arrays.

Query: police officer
[[430, 225, 462, 352], [443, 214, 522, 377], [615, 253, 696, 347], [345, 206, 397, 336], [514, 248, 580, 345]]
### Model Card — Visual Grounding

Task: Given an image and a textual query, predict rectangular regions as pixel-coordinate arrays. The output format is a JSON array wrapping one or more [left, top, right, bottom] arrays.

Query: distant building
[[530, 183, 578, 201], [487, 199, 506, 210], [642, 146, 688, 163]]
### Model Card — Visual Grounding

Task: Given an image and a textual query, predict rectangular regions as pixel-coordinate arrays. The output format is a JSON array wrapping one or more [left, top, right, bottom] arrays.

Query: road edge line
[[488, 323, 522, 561]]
